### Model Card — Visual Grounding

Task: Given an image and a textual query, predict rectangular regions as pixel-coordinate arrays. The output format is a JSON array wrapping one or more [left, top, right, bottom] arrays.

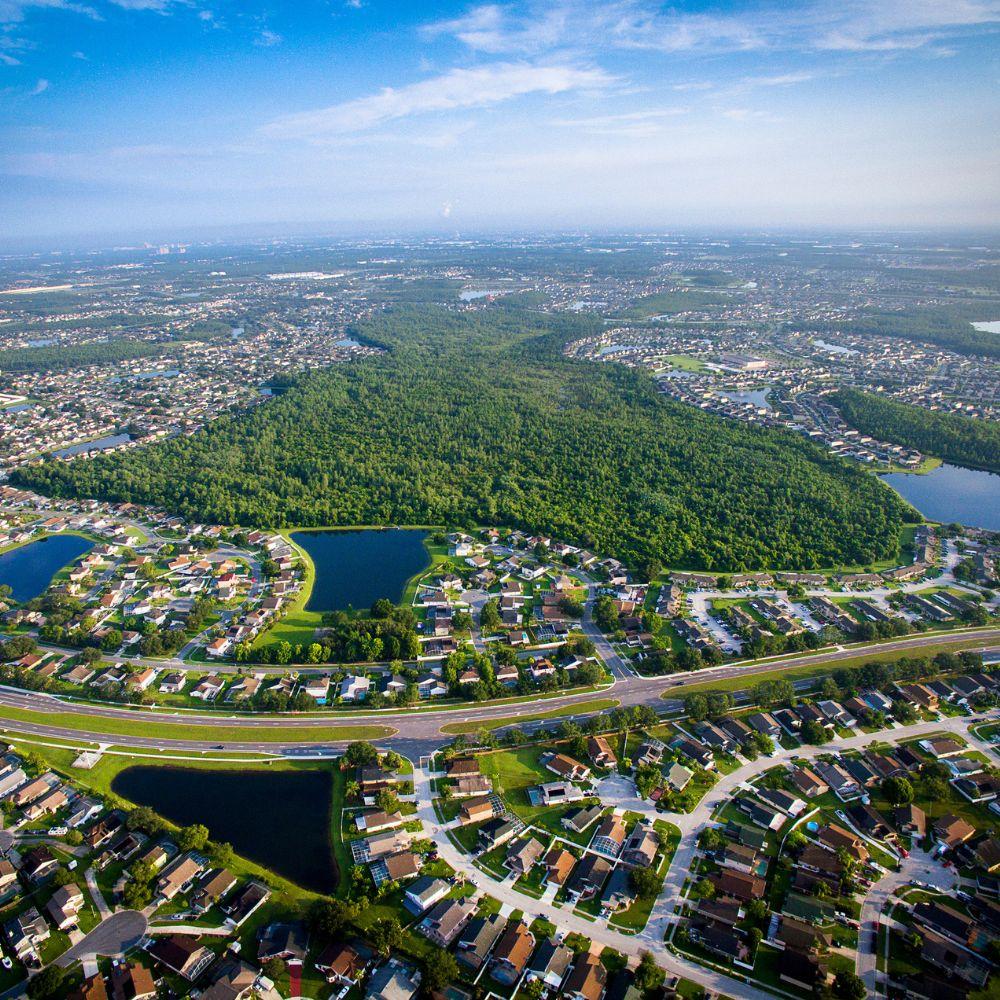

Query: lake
[[52, 433, 131, 458], [972, 321, 1000, 334], [292, 528, 431, 612], [110, 765, 337, 894], [812, 338, 859, 356], [0, 534, 94, 602], [880, 463, 1000, 530], [723, 389, 772, 411]]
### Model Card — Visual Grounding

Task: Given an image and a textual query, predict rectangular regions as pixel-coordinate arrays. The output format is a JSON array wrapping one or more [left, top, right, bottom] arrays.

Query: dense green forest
[[805, 307, 1000, 360], [13, 307, 916, 571], [837, 388, 1000, 474]]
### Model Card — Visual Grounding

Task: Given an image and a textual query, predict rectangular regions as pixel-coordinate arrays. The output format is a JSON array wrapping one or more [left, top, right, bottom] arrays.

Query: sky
[[0, 0, 999, 243]]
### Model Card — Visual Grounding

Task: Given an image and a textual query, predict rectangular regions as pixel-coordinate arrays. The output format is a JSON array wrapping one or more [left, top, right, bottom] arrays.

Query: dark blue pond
[[0, 534, 94, 603], [292, 528, 430, 612], [111, 765, 337, 894], [880, 463, 1000, 531]]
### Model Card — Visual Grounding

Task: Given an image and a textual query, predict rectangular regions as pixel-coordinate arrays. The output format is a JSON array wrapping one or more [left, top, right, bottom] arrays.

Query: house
[[537, 781, 585, 806], [543, 848, 576, 886], [719, 842, 761, 876], [563, 805, 603, 834], [934, 814, 976, 850], [588, 736, 618, 769], [191, 868, 237, 913], [45, 883, 85, 930], [747, 712, 781, 739], [479, 817, 519, 849], [566, 853, 613, 900], [455, 913, 505, 972], [665, 762, 693, 792], [563, 953, 607, 1000], [222, 881, 270, 927], [709, 870, 765, 902], [778, 951, 829, 991], [894, 804, 927, 838], [544, 753, 591, 782], [491, 922, 535, 984], [506, 836, 545, 876], [814, 761, 861, 801], [921, 738, 965, 759], [314, 940, 373, 987], [817, 823, 869, 863], [756, 787, 806, 817], [620, 824, 658, 868], [601, 866, 636, 912], [459, 795, 496, 825], [108, 960, 157, 1000], [916, 927, 991, 988], [528, 937, 574, 990], [774, 915, 831, 954], [20, 845, 59, 882], [147, 935, 215, 981], [257, 921, 309, 963], [200, 961, 257, 1000], [3, 906, 49, 961], [403, 876, 449, 915], [674, 739, 713, 768], [695, 897, 744, 927], [591, 814, 627, 857], [417, 896, 476, 947], [371, 850, 420, 884], [340, 675, 371, 702], [156, 855, 204, 900], [356, 810, 404, 834], [688, 921, 750, 965], [366, 959, 421, 1000]]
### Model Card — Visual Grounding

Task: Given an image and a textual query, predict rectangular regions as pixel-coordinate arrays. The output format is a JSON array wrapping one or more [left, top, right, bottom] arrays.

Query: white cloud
[[0, 0, 96, 25], [422, 0, 1000, 57], [254, 28, 281, 46], [263, 61, 612, 138], [29, 75, 47, 93]]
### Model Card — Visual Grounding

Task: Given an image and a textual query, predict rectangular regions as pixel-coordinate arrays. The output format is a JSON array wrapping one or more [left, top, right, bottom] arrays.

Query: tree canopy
[[14, 306, 913, 571]]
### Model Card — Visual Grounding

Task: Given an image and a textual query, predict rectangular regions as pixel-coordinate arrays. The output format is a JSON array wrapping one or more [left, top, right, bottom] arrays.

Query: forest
[[837, 388, 1000, 474], [13, 307, 916, 572]]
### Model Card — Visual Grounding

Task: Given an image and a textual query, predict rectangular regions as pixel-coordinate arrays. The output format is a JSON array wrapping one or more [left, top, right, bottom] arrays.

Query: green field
[[0, 703, 393, 743]]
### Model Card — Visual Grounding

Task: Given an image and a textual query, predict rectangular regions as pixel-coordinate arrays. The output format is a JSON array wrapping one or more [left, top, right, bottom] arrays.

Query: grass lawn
[[439, 697, 620, 735], [661, 632, 994, 700], [251, 531, 322, 649], [0, 703, 393, 743]]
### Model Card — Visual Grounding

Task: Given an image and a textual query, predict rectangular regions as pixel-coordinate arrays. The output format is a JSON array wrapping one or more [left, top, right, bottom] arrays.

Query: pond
[[880, 463, 1000, 531], [292, 528, 431, 612], [0, 534, 94, 603], [51, 433, 131, 458], [722, 389, 772, 411], [110, 765, 337, 894]]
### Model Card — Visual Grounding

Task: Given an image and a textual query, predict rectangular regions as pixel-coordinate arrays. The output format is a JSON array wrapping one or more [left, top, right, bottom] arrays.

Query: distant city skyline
[[1, 0, 999, 241]]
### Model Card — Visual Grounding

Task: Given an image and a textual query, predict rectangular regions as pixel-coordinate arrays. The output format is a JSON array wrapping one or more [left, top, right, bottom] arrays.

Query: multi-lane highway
[[1, 628, 996, 758]]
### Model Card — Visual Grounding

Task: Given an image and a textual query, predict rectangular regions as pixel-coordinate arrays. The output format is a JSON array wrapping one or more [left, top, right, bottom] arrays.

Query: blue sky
[[1, 0, 998, 243]]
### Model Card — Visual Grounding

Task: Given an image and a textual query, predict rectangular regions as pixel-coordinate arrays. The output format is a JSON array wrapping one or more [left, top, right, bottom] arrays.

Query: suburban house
[[491, 922, 535, 985], [417, 897, 476, 947]]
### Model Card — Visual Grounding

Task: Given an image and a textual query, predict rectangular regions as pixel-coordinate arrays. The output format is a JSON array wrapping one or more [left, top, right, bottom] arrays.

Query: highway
[[0, 627, 996, 758]]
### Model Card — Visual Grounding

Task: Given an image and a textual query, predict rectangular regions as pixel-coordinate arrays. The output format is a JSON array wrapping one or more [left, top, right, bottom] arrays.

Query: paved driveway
[[55, 910, 147, 967]]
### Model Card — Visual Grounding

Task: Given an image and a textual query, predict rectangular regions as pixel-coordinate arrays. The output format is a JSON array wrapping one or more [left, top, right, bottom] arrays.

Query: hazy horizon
[[2, 0, 999, 241]]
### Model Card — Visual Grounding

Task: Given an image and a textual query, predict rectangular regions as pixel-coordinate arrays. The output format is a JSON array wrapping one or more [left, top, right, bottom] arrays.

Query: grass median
[[0, 704, 394, 743], [439, 697, 620, 735], [661, 633, 995, 700]]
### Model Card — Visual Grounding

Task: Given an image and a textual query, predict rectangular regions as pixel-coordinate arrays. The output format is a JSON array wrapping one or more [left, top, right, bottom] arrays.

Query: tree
[[881, 776, 914, 805], [211, 841, 235, 868], [177, 823, 209, 851], [421, 951, 458, 994], [262, 958, 286, 981], [800, 720, 829, 745], [27, 966, 73, 1000], [832, 970, 867, 1000], [684, 693, 708, 722], [630, 866, 661, 898], [369, 916, 403, 956], [634, 951, 665, 994], [343, 741, 380, 768], [375, 788, 400, 814], [309, 898, 359, 938], [522, 979, 545, 1000]]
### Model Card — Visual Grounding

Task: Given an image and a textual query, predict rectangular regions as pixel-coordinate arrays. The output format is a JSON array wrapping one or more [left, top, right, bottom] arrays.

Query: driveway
[[55, 910, 147, 967]]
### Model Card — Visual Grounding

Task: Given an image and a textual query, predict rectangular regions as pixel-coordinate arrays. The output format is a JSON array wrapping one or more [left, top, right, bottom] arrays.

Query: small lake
[[293, 528, 431, 612], [723, 389, 772, 410], [972, 321, 1000, 334], [880, 463, 1000, 530], [52, 433, 131, 458], [111, 766, 337, 894], [0, 534, 94, 602], [812, 338, 859, 356]]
